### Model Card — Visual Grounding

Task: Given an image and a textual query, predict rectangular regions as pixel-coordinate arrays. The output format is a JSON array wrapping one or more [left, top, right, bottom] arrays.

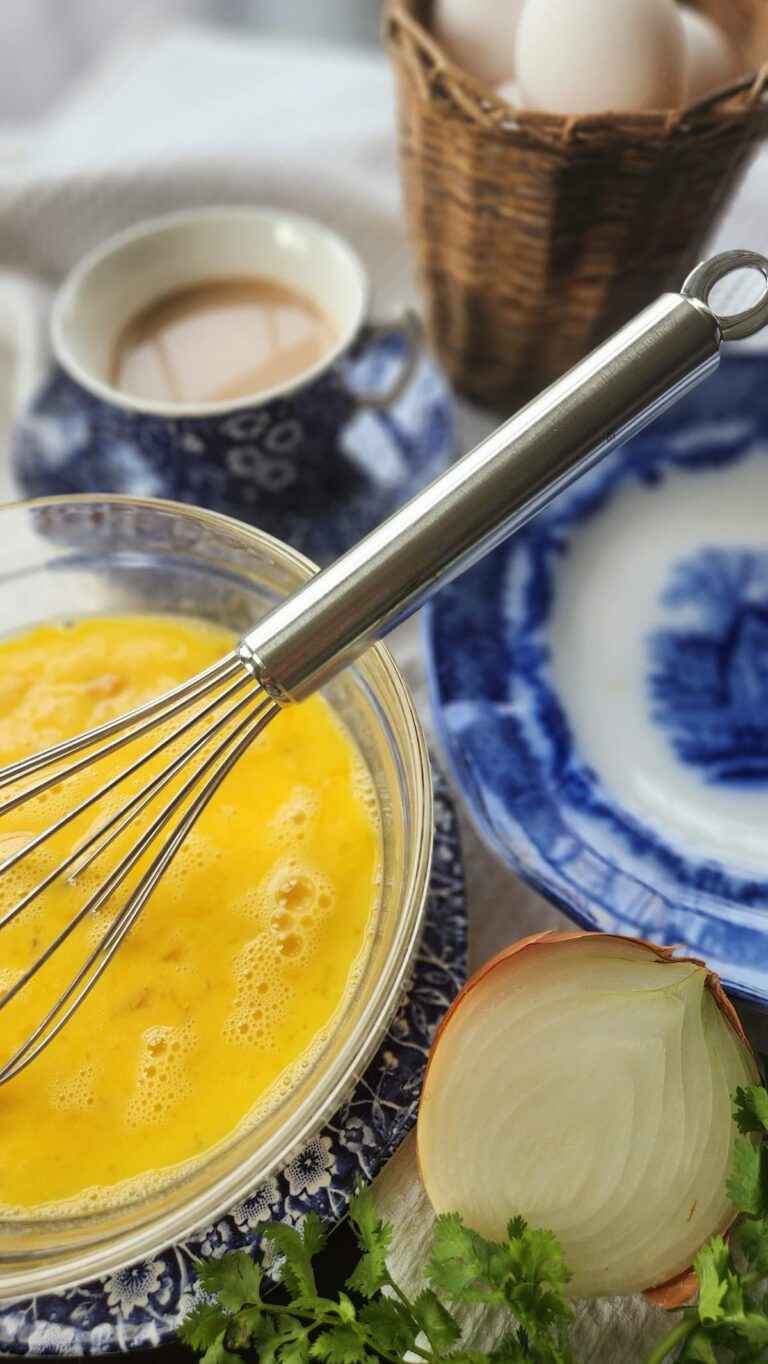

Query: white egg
[[680, 6, 739, 103], [515, 0, 688, 114], [433, 0, 525, 86]]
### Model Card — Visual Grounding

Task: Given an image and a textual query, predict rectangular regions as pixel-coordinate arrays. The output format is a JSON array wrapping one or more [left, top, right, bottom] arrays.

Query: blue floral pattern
[[13, 332, 455, 567], [427, 353, 768, 1005], [0, 765, 466, 1355], [649, 549, 768, 785]]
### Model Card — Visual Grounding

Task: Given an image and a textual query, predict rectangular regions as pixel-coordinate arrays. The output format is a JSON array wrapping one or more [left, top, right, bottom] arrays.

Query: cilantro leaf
[[733, 1085, 768, 1136], [428, 1208, 574, 1359], [689, 1231, 768, 1357], [677, 1331, 719, 1364], [359, 1297, 417, 1357], [279, 1339, 311, 1364], [347, 1186, 390, 1258], [178, 1304, 232, 1352], [308, 1324, 371, 1362], [726, 1137, 768, 1216], [336, 1293, 357, 1325], [224, 1306, 263, 1350], [302, 1214, 328, 1261], [694, 1237, 731, 1321], [345, 1253, 390, 1302], [249, 1318, 279, 1364], [411, 1287, 461, 1350], [346, 1187, 392, 1299], [290, 1298, 342, 1318], [506, 1226, 572, 1292], [506, 1282, 574, 1347], [488, 1336, 535, 1364], [734, 1213, 768, 1274], [201, 1338, 242, 1364], [196, 1252, 263, 1312], [177, 1313, 242, 1364], [428, 1213, 505, 1302], [738, 1315, 768, 1347], [263, 1219, 323, 1299]]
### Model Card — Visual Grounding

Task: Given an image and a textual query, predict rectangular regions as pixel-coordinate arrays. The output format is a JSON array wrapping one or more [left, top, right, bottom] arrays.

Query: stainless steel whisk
[[1, 248, 767, 1085]]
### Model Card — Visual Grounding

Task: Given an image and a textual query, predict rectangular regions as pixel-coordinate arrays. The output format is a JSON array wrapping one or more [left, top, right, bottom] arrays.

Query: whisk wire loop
[[0, 670, 252, 915], [0, 689, 278, 1085], [0, 654, 242, 803], [0, 681, 270, 1011]]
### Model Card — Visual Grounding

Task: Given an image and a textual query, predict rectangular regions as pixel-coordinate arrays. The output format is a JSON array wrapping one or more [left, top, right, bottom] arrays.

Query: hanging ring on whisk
[[682, 249, 768, 341]]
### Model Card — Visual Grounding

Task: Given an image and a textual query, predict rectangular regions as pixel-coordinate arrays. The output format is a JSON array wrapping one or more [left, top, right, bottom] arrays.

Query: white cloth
[[0, 23, 767, 1360]]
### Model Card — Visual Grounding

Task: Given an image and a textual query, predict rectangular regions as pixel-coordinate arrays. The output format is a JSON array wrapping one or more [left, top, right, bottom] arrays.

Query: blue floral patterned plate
[[0, 765, 465, 1355], [427, 353, 768, 1006]]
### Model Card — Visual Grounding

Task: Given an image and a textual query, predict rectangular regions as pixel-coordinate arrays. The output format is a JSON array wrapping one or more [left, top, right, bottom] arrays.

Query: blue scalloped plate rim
[[0, 764, 466, 1355], [426, 352, 768, 1008]]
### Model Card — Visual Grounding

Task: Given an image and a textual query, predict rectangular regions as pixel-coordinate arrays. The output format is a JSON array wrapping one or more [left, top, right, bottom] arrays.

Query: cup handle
[[340, 308, 423, 410]]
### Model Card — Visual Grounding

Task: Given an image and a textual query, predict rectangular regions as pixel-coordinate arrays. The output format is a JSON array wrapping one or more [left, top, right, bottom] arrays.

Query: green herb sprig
[[646, 1080, 768, 1364], [179, 1189, 576, 1364], [179, 1082, 768, 1364]]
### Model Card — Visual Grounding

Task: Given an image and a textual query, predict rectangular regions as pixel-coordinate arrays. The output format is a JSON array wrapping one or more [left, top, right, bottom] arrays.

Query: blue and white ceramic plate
[[0, 765, 465, 1355], [428, 353, 768, 1005]]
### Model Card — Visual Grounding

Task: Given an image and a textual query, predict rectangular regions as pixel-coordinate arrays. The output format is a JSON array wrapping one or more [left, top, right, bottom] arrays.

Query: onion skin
[[418, 930, 755, 1304], [644, 1266, 698, 1310]]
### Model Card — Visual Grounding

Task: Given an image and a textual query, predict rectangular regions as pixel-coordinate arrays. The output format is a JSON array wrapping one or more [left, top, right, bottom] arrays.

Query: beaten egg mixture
[[0, 616, 381, 1214]]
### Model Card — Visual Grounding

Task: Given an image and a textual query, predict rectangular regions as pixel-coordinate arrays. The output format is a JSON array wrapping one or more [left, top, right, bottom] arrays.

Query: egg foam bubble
[[0, 613, 381, 1217]]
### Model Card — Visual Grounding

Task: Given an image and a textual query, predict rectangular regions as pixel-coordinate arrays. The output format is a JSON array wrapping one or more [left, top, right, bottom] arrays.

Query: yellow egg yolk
[[0, 615, 381, 1215]]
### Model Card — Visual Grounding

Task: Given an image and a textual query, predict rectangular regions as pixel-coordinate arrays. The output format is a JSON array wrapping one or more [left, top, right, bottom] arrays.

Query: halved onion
[[417, 932, 757, 1299]]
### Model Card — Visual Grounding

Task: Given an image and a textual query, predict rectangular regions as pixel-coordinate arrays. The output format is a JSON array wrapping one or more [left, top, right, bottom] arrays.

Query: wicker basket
[[385, 0, 768, 406]]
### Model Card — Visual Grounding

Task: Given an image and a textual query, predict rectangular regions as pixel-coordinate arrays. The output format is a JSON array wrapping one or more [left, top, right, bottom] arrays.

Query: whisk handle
[[241, 250, 768, 703]]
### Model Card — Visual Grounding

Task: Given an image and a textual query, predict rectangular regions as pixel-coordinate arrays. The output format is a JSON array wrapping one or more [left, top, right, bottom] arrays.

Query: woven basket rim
[[385, 0, 768, 146]]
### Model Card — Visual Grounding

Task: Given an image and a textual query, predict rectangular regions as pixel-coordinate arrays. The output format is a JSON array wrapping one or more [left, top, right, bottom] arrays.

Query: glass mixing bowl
[[0, 496, 433, 1298]]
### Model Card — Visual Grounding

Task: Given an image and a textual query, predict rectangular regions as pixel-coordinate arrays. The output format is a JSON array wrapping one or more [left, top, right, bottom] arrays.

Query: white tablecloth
[[0, 22, 766, 1359]]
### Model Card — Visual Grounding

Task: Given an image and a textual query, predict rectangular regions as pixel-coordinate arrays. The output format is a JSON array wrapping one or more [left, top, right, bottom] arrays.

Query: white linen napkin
[[0, 23, 766, 1361]]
